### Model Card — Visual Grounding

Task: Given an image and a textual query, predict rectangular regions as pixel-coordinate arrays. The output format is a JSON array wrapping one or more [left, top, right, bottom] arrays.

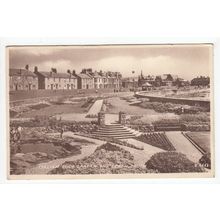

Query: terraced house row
[[9, 65, 122, 91]]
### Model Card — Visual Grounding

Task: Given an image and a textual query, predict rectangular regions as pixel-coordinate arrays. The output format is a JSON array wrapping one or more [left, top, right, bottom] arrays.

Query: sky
[[8, 44, 213, 80]]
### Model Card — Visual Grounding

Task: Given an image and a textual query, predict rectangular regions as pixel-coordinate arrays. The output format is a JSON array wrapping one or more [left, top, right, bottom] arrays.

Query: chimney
[[51, 68, 57, 73], [67, 69, 71, 74], [72, 70, 76, 74], [25, 64, 29, 70], [34, 66, 38, 73]]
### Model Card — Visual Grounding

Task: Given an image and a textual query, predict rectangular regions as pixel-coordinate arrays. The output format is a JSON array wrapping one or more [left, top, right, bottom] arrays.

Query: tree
[[145, 152, 204, 173]]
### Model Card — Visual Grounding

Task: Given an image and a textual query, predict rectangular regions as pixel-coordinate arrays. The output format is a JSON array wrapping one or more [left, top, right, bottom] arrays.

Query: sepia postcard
[[6, 44, 214, 180]]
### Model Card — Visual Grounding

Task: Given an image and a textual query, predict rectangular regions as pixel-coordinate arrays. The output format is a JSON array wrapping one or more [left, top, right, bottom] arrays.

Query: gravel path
[[25, 132, 105, 175], [166, 131, 203, 163]]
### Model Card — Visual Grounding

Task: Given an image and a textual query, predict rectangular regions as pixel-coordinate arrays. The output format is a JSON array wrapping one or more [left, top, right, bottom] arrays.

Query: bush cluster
[[145, 152, 204, 173]]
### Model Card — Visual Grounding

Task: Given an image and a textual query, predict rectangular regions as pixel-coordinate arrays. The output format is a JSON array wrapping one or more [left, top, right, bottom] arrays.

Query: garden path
[[166, 131, 202, 163], [120, 139, 164, 167]]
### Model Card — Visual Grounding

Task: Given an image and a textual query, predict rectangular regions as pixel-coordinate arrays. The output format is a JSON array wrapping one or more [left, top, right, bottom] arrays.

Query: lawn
[[19, 142, 63, 154], [19, 102, 89, 118], [186, 132, 210, 153]]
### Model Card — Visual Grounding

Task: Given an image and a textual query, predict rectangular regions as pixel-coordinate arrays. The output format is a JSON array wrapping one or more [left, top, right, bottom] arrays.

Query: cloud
[[8, 45, 212, 79]]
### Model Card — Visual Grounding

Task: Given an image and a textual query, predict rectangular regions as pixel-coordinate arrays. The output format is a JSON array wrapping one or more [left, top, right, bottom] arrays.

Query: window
[[54, 77, 55, 82], [59, 78, 61, 82]]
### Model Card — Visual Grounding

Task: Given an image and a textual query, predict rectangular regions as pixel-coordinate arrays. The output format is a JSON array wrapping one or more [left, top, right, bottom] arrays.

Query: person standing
[[60, 127, 64, 138]]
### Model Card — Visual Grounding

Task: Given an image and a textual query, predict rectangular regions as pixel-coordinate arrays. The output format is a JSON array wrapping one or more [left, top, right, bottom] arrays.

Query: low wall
[[135, 92, 210, 108]]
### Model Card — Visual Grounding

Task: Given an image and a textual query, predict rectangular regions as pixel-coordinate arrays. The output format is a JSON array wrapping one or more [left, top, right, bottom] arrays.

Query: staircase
[[92, 123, 141, 139]]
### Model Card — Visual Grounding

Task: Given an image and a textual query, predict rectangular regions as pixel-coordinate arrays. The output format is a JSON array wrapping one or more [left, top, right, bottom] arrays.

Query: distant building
[[173, 78, 190, 87], [34, 67, 77, 90], [9, 65, 38, 91], [138, 74, 155, 87], [122, 77, 138, 89], [106, 72, 121, 89], [142, 82, 153, 91], [160, 74, 178, 86], [73, 71, 94, 89], [138, 73, 185, 87], [80, 69, 122, 89], [93, 71, 104, 89]]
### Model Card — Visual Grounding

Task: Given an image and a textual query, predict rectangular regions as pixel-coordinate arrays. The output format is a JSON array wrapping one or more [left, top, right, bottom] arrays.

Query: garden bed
[[49, 143, 146, 174], [135, 133, 175, 151]]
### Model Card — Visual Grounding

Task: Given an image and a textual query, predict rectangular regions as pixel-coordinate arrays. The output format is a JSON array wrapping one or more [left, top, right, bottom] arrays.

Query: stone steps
[[91, 123, 138, 139], [92, 134, 136, 139]]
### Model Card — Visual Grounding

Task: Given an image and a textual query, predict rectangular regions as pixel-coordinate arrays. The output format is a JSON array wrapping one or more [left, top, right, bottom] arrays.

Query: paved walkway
[[166, 131, 203, 163], [87, 99, 103, 116], [25, 132, 105, 175], [120, 139, 164, 167], [105, 114, 119, 124]]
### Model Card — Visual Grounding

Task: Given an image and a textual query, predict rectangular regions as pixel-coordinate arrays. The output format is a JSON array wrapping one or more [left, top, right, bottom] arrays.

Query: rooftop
[[9, 68, 37, 77], [36, 71, 76, 78]]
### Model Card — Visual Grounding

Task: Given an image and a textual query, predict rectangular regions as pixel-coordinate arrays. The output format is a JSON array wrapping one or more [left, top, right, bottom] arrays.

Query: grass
[[19, 102, 88, 118], [30, 103, 50, 110], [19, 142, 63, 154]]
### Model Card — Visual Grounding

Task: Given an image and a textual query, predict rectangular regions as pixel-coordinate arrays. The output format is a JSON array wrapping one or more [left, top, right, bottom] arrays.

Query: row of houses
[[122, 74, 190, 90], [9, 65, 122, 91]]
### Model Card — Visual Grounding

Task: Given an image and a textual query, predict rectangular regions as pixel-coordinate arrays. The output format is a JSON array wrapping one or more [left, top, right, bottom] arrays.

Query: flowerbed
[[49, 142, 146, 174], [135, 133, 175, 151]]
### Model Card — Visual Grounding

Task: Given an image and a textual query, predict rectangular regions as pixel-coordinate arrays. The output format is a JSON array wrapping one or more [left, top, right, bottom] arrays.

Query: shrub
[[180, 113, 210, 124], [145, 152, 204, 173], [95, 142, 124, 152]]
